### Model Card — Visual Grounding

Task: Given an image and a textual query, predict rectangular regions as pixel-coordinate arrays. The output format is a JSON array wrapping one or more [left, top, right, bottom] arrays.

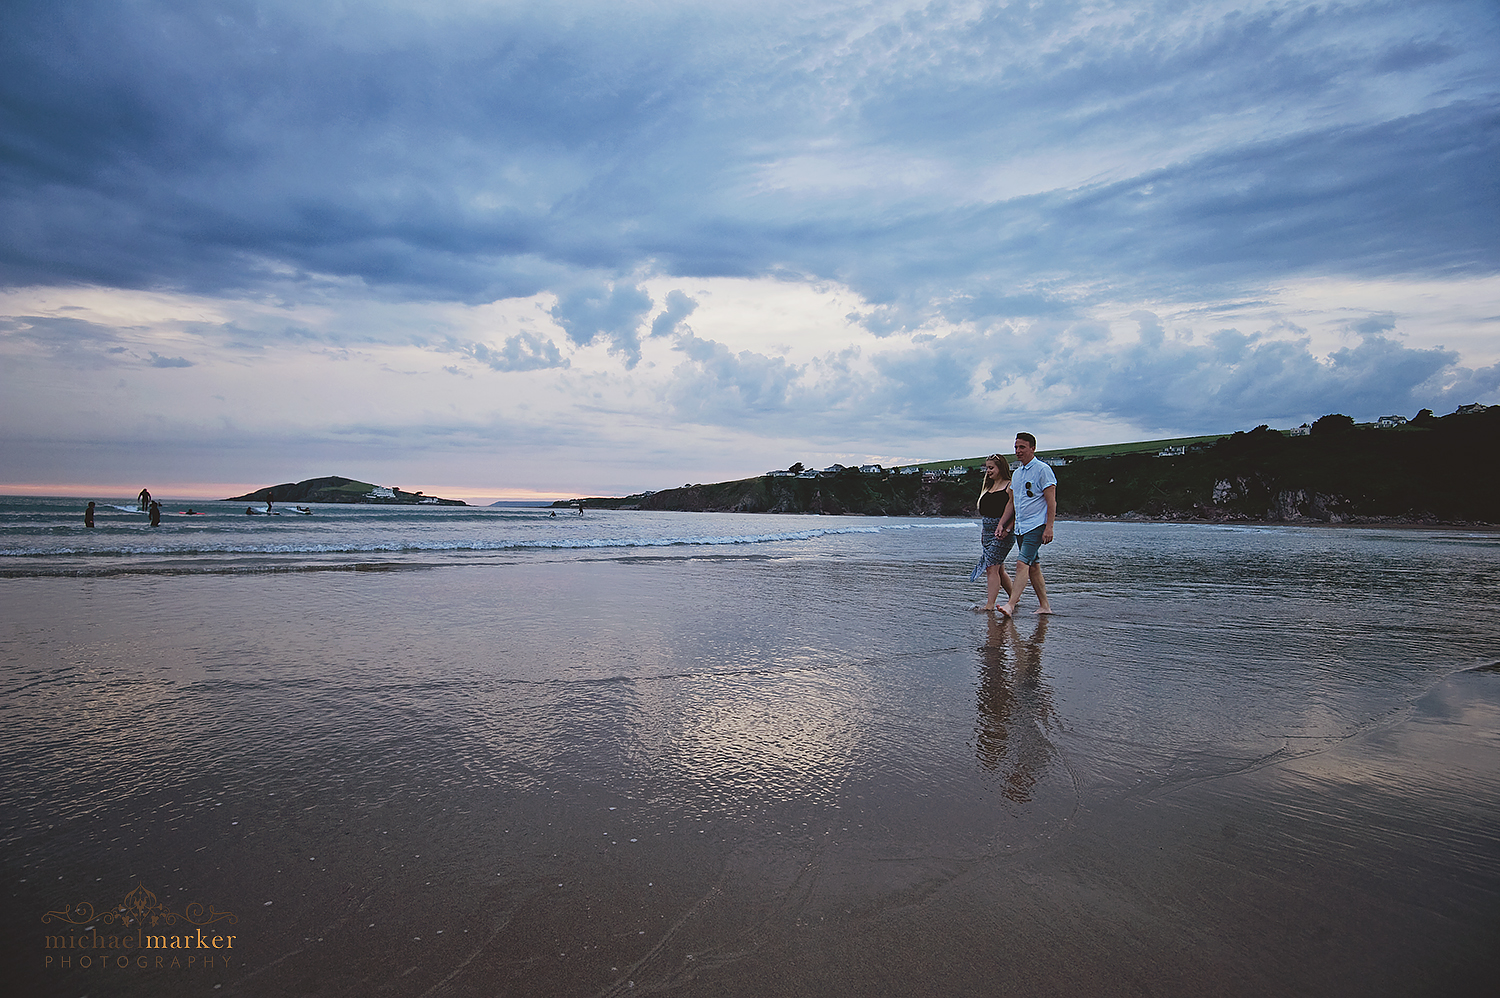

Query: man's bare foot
[[998, 604, 1015, 617], [1035, 606, 1055, 615]]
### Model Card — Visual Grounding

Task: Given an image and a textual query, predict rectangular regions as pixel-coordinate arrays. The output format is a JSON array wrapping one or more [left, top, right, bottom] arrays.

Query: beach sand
[[4, 523, 1498, 996]]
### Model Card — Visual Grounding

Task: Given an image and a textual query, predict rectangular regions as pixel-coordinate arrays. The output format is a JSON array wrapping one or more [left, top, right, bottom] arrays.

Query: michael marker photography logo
[[41, 882, 239, 972]]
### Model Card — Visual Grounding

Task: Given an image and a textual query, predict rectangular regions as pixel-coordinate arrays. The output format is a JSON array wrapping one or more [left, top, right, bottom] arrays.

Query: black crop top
[[978, 485, 1010, 518]]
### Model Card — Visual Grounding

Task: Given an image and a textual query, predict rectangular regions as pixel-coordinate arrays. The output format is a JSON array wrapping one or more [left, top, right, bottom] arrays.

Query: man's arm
[[1042, 484, 1056, 544]]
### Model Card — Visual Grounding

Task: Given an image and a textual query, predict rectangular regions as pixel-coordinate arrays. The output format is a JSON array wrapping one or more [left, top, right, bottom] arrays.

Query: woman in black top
[[970, 454, 1017, 612]]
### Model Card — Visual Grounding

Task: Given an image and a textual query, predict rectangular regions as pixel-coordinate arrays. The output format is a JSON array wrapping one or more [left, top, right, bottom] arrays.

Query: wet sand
[[4, 523, 1499, 996]]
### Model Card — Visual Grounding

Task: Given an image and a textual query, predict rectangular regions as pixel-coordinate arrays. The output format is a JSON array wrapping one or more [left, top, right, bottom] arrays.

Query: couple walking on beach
[[971, 433, 1056, 616]]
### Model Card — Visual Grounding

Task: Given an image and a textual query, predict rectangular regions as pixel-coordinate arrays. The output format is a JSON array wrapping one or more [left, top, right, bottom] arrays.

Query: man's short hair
[[1015, 432, 1037, 448]]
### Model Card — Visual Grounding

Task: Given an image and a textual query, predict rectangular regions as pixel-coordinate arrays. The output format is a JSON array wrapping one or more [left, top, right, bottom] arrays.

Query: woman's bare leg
[[984, 564, 1003, 610]]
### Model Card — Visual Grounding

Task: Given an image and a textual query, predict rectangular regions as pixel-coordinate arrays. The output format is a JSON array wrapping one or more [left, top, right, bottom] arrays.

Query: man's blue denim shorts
[[1016, 524, 1045, 564]]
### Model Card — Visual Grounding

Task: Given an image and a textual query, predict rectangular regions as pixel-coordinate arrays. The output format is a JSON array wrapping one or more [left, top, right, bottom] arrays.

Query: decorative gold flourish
[[119, 883, 169, 926], [41, 902, 99, 926], [184, 901, 238, 926], [42, 883, 237, 927]]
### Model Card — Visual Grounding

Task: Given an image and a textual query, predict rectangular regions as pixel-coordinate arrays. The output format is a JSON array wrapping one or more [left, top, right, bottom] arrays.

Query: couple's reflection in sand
[[974, 614, 1060, 802]]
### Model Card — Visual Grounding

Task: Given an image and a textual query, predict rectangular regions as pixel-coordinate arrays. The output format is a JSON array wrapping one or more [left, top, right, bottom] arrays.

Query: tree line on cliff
[[577, 407, 1497, 524]]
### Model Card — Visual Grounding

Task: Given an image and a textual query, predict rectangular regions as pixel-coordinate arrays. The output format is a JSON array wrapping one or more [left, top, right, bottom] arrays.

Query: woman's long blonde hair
[[976, 453, 1011, 509]]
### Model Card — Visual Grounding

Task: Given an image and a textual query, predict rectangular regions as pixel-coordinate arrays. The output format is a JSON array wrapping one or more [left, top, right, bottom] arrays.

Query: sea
[[2, 495, 1497, 997]]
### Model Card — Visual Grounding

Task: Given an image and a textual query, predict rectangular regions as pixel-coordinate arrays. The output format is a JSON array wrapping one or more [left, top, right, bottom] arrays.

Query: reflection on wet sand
[[975, 614, 1060, 801]]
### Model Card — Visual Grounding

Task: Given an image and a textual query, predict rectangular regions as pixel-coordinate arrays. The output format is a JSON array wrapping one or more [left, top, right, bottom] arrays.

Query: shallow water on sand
[[3, 514, 1497, 997]]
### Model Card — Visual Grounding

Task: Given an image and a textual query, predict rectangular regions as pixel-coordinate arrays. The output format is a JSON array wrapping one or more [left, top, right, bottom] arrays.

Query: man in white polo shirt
[[1001, 432, 1056, 616]]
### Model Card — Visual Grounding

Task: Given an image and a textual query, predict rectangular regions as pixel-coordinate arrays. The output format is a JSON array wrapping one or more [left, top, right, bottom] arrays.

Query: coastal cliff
[[225, 476, 467, 505], [566, 408, 1499, 525], [637, 474, 978, 517]]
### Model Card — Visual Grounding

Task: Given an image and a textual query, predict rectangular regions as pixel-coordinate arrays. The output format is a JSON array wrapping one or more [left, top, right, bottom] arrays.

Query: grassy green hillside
[[911, 432, 1231, 471]]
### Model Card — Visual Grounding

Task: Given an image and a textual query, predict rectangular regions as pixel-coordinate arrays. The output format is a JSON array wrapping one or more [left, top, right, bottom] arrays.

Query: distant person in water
[[84, 501, 95, 528], [265, 492, 274, 514], [148, 500, 162, 527], [971, 454, 1017, 612], [1001, 433, 1056, 616], [138, 487, 151, 511]]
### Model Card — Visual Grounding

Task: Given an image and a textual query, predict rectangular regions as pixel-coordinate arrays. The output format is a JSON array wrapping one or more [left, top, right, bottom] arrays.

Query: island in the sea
[[225, 476, 467, 505]]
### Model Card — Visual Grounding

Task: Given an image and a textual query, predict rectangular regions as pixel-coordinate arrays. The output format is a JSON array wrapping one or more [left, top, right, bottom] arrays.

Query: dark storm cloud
[[549, 281, 655, 367], [2, 0, 1497, 467], [3, 0, 1495, 314], [823, 98, 1500, 336], [0, 1, 703, 299]]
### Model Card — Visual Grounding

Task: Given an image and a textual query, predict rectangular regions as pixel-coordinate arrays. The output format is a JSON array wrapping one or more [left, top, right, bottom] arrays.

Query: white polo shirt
[[1011, 458, 1057, 534]]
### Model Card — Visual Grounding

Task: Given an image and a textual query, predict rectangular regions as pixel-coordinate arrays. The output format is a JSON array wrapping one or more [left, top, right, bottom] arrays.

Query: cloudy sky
[[3, 0, 1497, 500]]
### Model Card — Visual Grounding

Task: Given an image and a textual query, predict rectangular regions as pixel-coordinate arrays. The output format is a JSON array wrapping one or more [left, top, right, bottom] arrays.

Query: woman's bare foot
[[1035, 606, 1054, 615]]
